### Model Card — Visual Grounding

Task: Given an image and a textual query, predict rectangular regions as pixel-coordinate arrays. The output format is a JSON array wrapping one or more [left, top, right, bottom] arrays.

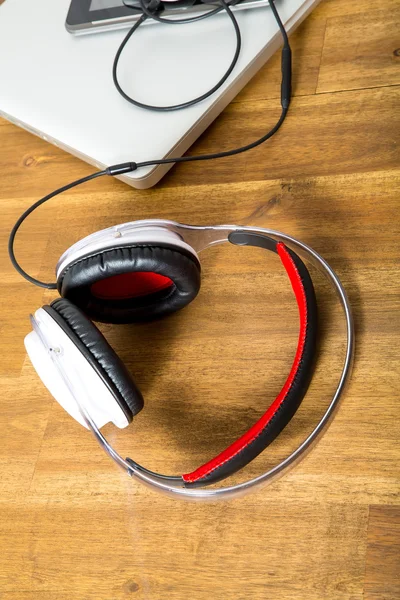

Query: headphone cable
[[8, 0, 291, 289], [113, 0, 243, 111]]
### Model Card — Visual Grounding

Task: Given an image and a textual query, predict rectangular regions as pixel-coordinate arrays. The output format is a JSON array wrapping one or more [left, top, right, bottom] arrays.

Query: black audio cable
[[113, 0, 242, 112], [8, 0, 291, 289]]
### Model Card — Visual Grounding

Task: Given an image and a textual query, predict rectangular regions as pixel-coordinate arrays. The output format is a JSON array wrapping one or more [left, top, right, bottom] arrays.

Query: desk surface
[[1, 0, 399, 598]]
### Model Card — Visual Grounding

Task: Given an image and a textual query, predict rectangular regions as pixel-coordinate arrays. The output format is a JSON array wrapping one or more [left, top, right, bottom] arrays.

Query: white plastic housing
[[25, 308, 129, 429], [56, 224, 200, 281]]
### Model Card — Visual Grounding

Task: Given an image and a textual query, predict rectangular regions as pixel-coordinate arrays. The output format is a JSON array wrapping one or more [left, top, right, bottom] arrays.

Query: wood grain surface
[[1, 0, 399, 598]]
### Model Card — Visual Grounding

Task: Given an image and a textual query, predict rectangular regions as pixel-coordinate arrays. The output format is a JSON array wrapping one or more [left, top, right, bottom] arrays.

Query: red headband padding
[[182, 242, 317, 487]]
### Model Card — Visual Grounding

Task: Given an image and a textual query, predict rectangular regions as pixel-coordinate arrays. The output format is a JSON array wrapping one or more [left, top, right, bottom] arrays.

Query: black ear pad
[[57, 244, 201, 324], [44, 298, 144, 421]]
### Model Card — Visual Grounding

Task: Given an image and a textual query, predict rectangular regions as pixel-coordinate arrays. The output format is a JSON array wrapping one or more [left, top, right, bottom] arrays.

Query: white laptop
[[0, 0, 320, 189]]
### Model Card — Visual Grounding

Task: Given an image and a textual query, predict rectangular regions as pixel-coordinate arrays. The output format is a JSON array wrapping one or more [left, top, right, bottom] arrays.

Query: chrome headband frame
[[33, 221, 354, 500]]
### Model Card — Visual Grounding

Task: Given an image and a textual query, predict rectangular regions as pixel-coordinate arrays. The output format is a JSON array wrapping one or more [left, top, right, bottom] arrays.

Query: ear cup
[[57, 244, 201, 324], [46, 299, 144, 420]]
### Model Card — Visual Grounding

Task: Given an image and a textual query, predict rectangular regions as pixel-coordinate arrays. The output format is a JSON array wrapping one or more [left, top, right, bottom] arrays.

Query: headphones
[[25, 218, 321, 489]]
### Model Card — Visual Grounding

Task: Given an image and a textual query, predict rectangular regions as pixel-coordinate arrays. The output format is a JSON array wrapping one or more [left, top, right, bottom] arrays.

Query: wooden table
[[1, 0, 399, 598]]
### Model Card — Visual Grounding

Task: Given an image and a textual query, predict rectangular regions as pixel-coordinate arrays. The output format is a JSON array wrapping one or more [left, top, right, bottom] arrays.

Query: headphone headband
[[182, 235, 317, 486]]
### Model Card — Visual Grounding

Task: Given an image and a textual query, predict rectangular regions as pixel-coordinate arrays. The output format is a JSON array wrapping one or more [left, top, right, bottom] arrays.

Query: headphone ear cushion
[[46, 298, 144, 420], [57, 244, 201, 324]]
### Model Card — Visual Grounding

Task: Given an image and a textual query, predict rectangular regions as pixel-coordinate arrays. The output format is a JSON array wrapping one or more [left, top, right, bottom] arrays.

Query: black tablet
[[66, 0, 268, 35], [66, 0, 142, 34]]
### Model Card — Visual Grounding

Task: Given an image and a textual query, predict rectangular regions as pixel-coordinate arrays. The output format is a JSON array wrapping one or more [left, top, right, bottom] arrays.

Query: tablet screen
[[89, 0, 124, 10]]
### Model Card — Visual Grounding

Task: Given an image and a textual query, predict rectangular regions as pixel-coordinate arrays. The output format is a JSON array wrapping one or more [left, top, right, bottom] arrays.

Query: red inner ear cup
[[90, 272, 174, 300]]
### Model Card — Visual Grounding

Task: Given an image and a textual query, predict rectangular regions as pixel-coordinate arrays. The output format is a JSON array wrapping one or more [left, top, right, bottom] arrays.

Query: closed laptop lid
[[0, 0, 317, 188]]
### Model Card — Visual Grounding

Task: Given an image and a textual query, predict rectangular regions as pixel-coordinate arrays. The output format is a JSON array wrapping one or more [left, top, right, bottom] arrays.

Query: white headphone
[[23, 220, 354, 499]]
